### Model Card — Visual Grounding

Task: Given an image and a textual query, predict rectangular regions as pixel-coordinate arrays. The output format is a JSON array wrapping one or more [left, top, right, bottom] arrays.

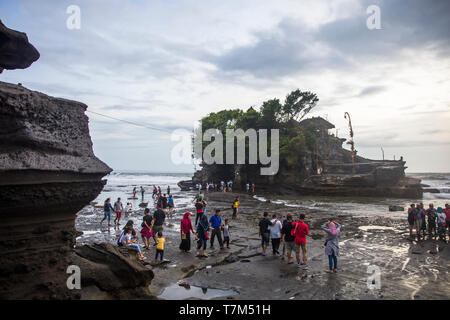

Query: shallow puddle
[[358, 225, 396, 232], [158, 283, 238, 300]]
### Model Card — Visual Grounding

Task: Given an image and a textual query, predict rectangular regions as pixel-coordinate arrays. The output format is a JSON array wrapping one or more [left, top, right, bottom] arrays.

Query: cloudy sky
[[1, 0, 449, 173]]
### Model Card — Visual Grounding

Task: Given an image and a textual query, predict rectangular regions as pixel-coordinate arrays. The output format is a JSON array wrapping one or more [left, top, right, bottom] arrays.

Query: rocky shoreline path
[[76, 192, 449, 300]]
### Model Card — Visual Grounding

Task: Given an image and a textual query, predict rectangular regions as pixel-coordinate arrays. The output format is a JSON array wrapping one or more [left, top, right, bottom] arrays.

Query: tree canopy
[[196, 89, 326, 171]]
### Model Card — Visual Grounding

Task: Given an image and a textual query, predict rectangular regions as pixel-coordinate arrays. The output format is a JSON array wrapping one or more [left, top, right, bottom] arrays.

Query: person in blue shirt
[[209, 209, 224, 249], [101, 198, 114, 226], [168, 194, 175, 218]]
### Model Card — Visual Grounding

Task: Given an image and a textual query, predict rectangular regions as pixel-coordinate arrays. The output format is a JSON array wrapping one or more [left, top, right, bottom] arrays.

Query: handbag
[[181, 232, 186, 240], [291, 222, 298, 237], [205, 232, 210, 240]]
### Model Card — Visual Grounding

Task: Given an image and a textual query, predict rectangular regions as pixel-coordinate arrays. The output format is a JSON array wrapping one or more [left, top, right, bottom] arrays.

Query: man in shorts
[[281, 214, 295, 264], [152, 206, 166, 240], [293, 213, 309, 269], [258, 212, 271, 256]]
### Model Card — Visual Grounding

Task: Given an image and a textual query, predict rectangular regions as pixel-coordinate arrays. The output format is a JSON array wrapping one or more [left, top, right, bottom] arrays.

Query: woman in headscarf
[[321, 218, 341, 273], [195, 214, 210, 257], [180, 212, 194, 252]]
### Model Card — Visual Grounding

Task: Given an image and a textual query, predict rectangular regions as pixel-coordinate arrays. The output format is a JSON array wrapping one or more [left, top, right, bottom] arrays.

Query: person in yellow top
[[155, 231, 165, 261], [232, 196, 240, 219]]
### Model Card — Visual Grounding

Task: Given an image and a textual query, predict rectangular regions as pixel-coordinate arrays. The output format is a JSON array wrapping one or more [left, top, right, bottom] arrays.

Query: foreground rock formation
[[0, 81, 112, 299], [0, 21, 154, 299], [0, 20, 39, 73]]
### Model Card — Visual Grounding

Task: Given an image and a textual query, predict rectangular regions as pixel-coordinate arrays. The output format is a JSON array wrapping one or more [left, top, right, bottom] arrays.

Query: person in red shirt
[[444, 204, 450, 237], [293, 213, 309, 269]]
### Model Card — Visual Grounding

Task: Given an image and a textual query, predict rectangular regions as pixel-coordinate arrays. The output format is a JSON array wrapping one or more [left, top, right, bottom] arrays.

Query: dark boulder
[[389, 205, 404, 212], [0, 20, 40, 73]]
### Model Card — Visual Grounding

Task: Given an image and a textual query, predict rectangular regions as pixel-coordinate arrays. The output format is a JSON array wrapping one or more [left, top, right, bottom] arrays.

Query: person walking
[[195, 214, 209, 257], [407, 204, 415, 239], [101, 198, 114, 226], [258, 212, 271, 256], [223, 219, 231, 249], [168, 194, 175, 218], [180, 212, 194, 252], [321, 219, 341, 273], [152, 206, 166, 245], [444, 204, 450, 238], [437, 207, 447, 241], [140, 186, 145, 201], [209, 209, 224, 250], [113, 197, 124, 225], [155, 232, 165, 261], [194, 199, 204, 226], [414, 203, 424, 241], [140, 208, 154, 249], [232, 196, 240, 219], [268, 214, 282, 255], [426, 204, 437, 238], [293, 214, 309, 269], [281, 214, 295, 264]]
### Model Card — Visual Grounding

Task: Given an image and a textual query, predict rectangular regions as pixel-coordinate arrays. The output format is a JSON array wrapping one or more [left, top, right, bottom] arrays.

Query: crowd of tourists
[[195, 181, 255, 194], [407, 203, 450, 241], [258, 212, 340, 272], [96, 184, 450, 272]]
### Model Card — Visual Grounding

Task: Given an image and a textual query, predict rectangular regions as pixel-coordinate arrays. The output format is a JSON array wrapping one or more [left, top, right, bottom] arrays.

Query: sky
[[1, 0, 449, 173]]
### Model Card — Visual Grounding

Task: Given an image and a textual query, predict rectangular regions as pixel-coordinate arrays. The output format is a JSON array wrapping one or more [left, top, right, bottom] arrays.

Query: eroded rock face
[[72, 243, 154, 299], [0, 81, 112, 299], [0, 20, 40, 73]]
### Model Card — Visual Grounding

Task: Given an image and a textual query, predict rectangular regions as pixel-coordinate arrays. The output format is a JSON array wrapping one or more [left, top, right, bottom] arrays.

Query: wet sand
[[76, 192, 450, 300]]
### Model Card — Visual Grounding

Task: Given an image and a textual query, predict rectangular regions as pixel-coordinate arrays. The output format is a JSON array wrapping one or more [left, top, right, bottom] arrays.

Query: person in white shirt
[[124, 202, 133, 217], [268, 214, 283, 255]]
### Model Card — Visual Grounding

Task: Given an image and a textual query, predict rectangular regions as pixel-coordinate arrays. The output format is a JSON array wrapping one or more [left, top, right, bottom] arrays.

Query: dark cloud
[[358, 86, 386, 97], [208, 0, 450, 78]]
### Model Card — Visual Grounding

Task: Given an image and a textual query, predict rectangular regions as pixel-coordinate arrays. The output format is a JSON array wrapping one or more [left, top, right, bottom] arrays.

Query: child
[[223, 219, 231, 249], [155, 231, 165, 261], [124, 202, 133, 217], [124, 227, 145, 260]]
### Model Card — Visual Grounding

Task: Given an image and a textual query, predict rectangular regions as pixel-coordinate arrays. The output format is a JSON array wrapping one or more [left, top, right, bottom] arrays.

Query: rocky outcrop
[[72, 243, 154, 299], [298, 161, 422, 198], [188, 117, 422, 198], [0, 20, 40, 73], [0, 20, 156, 300], [0, 81, 112, 299]]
